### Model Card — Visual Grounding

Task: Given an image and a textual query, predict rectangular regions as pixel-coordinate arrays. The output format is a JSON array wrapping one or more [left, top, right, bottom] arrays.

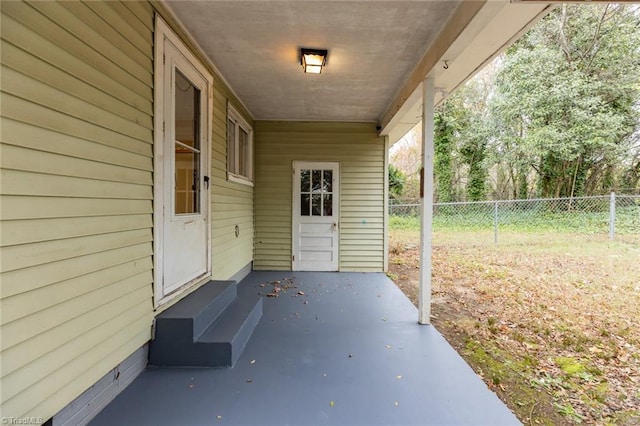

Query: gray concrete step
[[197, 294, 263, 367], [153, 280, 237, 342], [149, 281, 262, 367]]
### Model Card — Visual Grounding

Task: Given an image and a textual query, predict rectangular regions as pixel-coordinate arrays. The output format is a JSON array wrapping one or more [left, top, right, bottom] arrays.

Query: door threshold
[[154, 274, 211, 312]]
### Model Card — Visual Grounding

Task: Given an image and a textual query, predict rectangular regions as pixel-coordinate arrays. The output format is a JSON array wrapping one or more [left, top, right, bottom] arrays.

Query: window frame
[[226, 103, 254, 186]]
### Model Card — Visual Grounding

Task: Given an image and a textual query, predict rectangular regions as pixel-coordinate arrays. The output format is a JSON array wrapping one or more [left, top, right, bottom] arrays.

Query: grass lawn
[[388, 219, 640, 425]]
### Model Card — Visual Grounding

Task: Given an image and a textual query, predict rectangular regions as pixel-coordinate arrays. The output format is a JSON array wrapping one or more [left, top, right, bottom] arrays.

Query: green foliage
[[490, 4, 640, 198], [465, 154, 488, 201], [434, 102, 457, 202], [389, 215, 420, 231], [554, 402, 585, 423], [388, 164, 406, 199], [555, 357, 586, 376], [435, 82, 491, 201]]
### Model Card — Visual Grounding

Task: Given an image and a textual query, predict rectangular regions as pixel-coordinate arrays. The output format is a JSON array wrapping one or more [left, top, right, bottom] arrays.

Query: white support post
[[419, 76, 435, 325]]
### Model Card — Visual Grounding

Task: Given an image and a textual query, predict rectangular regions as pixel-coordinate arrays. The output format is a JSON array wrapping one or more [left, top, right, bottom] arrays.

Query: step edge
[[192, 284, 238, 339], [156, 280, 237, 319], [196, 296, 262, 344]]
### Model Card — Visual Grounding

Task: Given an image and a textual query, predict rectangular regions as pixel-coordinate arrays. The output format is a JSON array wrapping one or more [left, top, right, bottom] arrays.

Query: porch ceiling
[[164, 0, 551, 142]]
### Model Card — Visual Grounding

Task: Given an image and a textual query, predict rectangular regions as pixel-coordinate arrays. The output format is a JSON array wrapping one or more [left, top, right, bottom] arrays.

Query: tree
[[390, 124, 422, 200], [388, 164, 406, 200], [434, 101, 457, 202], [448, 75, 493, 201], [490, 4, 640, 197], [390, 5, 640, 202]]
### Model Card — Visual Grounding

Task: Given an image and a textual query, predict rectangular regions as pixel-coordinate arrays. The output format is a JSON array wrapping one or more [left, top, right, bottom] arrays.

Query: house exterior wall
[[0, 0, 254, 421], [254, 121, 385, 272], [210, 94, 255, 281]]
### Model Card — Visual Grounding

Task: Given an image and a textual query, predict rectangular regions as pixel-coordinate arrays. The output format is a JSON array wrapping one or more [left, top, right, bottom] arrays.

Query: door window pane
[[300, 194, 310, 216], [174, 69, 200, 214], [312, 194, 322, 216], [312, 170, 322, 192], [301, 169, 310, 192], [175, 149, 199, 214], [323, 170, 333, 192], [175, 70, 199, 149], [323, 194, 333, 216]]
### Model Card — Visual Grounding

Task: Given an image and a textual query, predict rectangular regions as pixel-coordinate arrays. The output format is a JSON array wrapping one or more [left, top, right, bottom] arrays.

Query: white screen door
[[155, 19, 212, 302], [293, 162, 339, 271]]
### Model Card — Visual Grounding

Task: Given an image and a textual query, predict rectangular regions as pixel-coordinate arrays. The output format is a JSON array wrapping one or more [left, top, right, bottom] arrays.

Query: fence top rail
[[391, 195, 629, 209], [433, 200, 496, 207], [390, 195, 639, 209], [492, 195, 612, 205]]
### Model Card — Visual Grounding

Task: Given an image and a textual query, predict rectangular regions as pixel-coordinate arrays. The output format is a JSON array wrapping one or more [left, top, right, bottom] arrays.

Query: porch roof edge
[[379, 0, 553, 146]]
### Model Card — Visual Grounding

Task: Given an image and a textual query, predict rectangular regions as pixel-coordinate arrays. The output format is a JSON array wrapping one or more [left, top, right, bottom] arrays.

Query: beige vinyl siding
[[210, 90, 254, 280], [0, 1, 154, 421], [0, 0, 255, 421], [254, 122, 385, 272]]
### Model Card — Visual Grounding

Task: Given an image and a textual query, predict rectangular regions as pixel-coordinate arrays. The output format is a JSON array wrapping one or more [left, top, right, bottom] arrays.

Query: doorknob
[[332, 222, 338, 231], [204, 175, 210, 189]]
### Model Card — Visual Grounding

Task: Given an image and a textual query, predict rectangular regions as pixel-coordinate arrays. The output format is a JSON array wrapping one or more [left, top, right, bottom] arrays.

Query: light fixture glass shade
[[304, 63, 323, 74], [301, 49, 327, 74]]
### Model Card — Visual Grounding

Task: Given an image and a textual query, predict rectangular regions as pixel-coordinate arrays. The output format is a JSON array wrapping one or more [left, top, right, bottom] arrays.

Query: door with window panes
[[161, 36, 211, 297], [292, 162, 339, 271]]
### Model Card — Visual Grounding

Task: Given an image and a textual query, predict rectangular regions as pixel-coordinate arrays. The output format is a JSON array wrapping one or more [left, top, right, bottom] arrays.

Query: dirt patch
[[388, 232, 640, 425]]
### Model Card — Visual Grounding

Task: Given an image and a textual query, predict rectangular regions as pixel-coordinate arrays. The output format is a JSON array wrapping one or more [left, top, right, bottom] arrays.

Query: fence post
[[609, 191, 616, 240], [494, 200, 499, 244]]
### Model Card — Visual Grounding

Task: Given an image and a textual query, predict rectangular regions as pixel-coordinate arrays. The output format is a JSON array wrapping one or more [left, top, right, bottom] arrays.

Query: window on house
[[227, 104, 253, 184]]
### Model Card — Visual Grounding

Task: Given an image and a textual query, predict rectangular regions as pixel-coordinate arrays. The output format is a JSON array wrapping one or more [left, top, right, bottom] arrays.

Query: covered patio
[[0, 1, 557, 423], [90, 272, 518, 425]]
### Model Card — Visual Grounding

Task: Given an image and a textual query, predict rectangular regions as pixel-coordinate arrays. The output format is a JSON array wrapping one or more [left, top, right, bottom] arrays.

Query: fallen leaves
[[388, 231, 640, 424], [261, 277, 307, 298], [266, 286, 281, 298]]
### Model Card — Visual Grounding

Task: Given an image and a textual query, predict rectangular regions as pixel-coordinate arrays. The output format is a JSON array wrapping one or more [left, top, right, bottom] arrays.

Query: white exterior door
[[154, 19, 213, 304], [293, 162, 339, 271]]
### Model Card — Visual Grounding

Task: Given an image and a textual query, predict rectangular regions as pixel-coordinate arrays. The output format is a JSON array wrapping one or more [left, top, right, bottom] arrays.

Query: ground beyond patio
[[90, 272, 518, 425], [389, 228, 640, 424]]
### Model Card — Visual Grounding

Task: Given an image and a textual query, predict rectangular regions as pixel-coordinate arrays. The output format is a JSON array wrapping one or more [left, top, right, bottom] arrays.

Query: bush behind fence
[[389, 194, 640, 241]]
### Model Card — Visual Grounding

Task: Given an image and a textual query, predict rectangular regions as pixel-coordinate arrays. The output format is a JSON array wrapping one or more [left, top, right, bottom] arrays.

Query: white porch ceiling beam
[[379, 0, 486, 135], [379, 0, 552, 144]]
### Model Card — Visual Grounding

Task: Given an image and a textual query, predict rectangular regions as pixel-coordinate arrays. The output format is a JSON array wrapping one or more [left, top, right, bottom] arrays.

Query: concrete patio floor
[[90, 271, 519, 426]]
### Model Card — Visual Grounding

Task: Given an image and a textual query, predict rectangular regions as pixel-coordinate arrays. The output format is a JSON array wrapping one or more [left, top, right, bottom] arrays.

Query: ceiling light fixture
[[301, 48, 327, 74]]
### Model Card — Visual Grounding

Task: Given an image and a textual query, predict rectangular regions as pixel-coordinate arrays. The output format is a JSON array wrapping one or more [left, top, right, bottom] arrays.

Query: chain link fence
[[390, 193, 640, 244]]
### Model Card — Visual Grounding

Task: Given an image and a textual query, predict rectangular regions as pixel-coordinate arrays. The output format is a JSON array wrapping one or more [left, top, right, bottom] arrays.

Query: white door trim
[[153, 17, 213, 308], [292, 161, 340, 271]]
